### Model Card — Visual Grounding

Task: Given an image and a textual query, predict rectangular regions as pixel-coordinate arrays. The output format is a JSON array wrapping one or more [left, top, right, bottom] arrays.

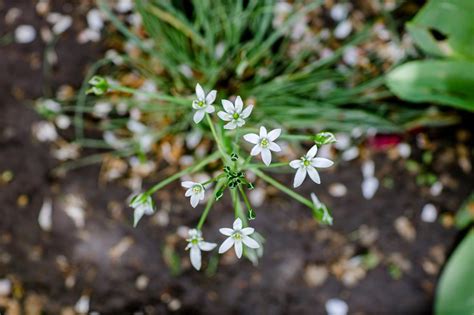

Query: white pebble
[[361, 160, 375, 178], [330, 4, 349, 21], [15, 25, 36, 43], [430, 181, 443, 196], [334, 20, 352, 39], [334, 133, 350, 150], [38, 197, 53, 232], [329, 183, 347, 197], [0, 279, 11, 296], [249, 187, 266, 207], [55, 115, 71, 129], [342, 147, 359, 161], [343, 46, 359, 66], [47, 13, 72, 35], [421, 204, 437, 223], [32, 121, 58, 142], [362, 177, 379, 200], [74, 295, 90, 314], [87, 9, 103, 31], [397, 143, 411, 158], [326, 298, 348, 315], [116, 0, 134, 13]]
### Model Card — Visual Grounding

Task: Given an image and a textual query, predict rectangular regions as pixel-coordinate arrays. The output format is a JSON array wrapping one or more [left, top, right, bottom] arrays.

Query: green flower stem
[[231, 188, 248, 226], [206, 114, 231, 164], [238, 185, 253, 213], [201, 173, 225, 186], [108, 84, 189, 105], [251, 168, 313, 209], [245, 162, 288, 169], [147, 151, 220, 195], [197, 180, 224, 230]]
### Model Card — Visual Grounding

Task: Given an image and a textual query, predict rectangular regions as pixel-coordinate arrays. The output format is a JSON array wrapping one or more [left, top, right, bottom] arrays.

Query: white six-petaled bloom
[[218, 218, 260, 258], [192, 83, 216, 124], [289, 145, 334, 187], [130, 193, 155, 227], [217, 96, 253, 130], [181, 181, 205, 208], [244, 126, 281, 166], [185, 229, 217, 270]]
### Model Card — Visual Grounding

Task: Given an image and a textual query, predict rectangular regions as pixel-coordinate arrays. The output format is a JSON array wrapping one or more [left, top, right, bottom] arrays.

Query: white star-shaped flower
[[192, 83, 216, 124], [130, 193, 155, 227], [218, 218, 260, 258], [244, 126, 281, 166], [217, 96, 253, 130], [185, 229, 217, 270], [289, 145, 334, 187], [181, 181, 205, 208]]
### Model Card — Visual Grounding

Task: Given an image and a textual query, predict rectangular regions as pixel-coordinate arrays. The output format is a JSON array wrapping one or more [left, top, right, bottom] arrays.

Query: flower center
[[303, 158, 311, 167], [232, 112, 240, 120], [260, 138, 269, 148], [232, 232, 242, 240], [192, 185, 202, 193], [197, 100, 205, 107], [191, 238, 199, 245]]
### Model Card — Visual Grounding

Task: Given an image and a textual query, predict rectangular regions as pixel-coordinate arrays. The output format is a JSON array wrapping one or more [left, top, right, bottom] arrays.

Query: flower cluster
[[129, 83, 337, 271]]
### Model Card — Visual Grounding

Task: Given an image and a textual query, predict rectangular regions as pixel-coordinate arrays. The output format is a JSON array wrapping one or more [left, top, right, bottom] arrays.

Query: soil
[[1, 1, 473, 315]]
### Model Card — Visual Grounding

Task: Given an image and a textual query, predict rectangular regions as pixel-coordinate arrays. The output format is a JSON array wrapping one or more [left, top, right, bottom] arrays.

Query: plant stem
[[251, 168, 313, 209], [197, 180, 224, 230], [206, 114, 231, 164], [147, 151, 220, 195], [246, 162, 288, 169], [109, 84, 189, 105]]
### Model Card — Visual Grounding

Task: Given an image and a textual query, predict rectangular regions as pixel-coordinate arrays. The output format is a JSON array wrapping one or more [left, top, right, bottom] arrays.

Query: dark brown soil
[[1, 1, 473, 314]]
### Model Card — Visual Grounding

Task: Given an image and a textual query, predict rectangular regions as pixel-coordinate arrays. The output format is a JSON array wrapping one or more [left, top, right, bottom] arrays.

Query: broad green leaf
[[386, 60, 474, 111], [435, 231, 474, 315], [455, 193, 474, 229], [407, 0, 474, 60]]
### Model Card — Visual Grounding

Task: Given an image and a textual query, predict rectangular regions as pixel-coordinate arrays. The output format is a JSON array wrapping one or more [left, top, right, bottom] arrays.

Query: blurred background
[[0, 0, 473, 314]]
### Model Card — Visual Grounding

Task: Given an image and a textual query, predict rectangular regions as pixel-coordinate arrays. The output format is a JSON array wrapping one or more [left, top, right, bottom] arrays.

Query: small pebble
[[342, 46, 359, 66], [74, 295, 90, 314], [329, 183, 347, 197], [430, 181, 443, 196], [325, 298, 348, 315], [0, 279, 11, 296], [32, 121, 58, 142], [116, 0, 134, 13], [334, 20, 352, 39], [15, 25, 37, 43], [421, 204, 438, 223], [361, 160, 375, 178], [341, 147, 359, 161], [38, 197, 53, 232], [135, 275, 149, 291], [330, 4, 349, 21], [361, 177, 379, 200], [397, 143, 411, 158], [304, 265, 328, 287], [394, 217, 416, 241], [87, 9, 103, 31]]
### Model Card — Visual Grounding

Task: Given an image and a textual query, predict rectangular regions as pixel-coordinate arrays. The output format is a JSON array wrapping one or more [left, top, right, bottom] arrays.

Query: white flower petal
[[234, 96, 243, 112], [242, 236, 260, 249], [234, 240, 243, 258], [307, 167, 321, 184], [261, 148, 272, 166], [244, 133, 259, 144], [268, 142, 281, 152], [217, 111, 232, 121], [199, 190, 205, 200], [236, 118, 246, 127], [190, 245, 201, 270], [195, 83, 205, 100], [219, 228, 234, 236], [307, 145, 318, 158], [233, 218, 243, 230], [199, 241, 217, 251], [312, 157, 334, 168], [294, 167, 307, 188], [240, 227, 254, 235], [205, 105, 215, 113], [240, 104, 253, 119], [218, 237, 234, 254], [206, 90, 217, 104], [259, 126, 267, 137], [185, 188, 193, 197], [224, 121, 237, 130], [190, 194, 200, 208], [133, 207, 145, 227], [289, 160, 301, 169], [250, 144, 262, 156], [181, 181, 195, 188], [193, 110, 205, 123], [267, 128, 281, 141], [222, 99, 235, 112]]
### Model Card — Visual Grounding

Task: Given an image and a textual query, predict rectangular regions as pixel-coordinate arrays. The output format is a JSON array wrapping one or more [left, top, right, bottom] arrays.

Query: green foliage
[[435, 231, 474, 315], [386, 60, 474, 111], [387, 0, 474, 111], [455, 193, 474, 229]]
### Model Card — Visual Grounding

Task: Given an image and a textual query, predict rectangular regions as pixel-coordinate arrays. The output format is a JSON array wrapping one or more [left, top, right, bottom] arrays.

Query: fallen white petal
[[361, 177, 379, 200], [38, 197, 53, 232]]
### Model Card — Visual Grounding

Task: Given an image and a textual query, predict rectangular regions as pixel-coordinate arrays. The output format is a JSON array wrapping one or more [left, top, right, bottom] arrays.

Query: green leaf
[[314, 131, 337, 146], [435, 231, 474, 315], [407, 0, 474, 60], [455, 193, 474, 229], [386, 60, 474, 111]]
